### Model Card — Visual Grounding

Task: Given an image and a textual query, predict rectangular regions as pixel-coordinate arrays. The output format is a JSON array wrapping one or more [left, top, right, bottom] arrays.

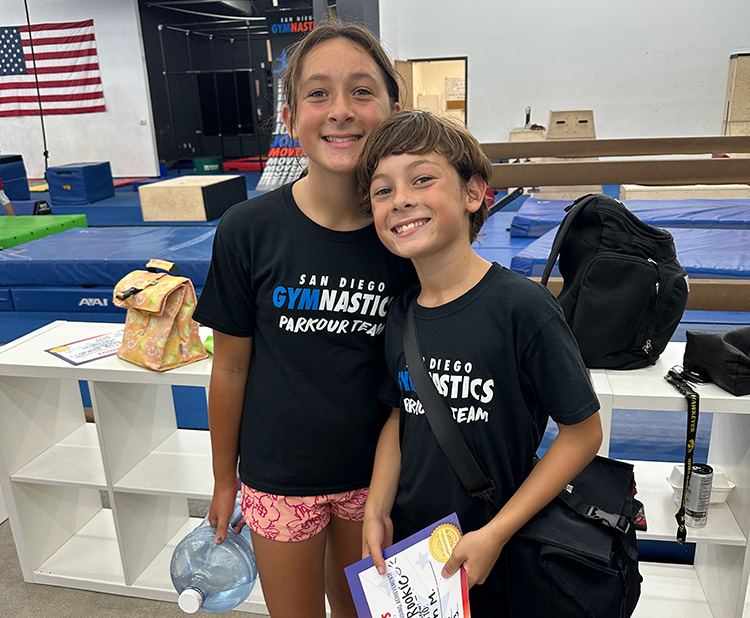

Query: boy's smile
[[369, 152, 484, 262], [392, 217, 430, 236]]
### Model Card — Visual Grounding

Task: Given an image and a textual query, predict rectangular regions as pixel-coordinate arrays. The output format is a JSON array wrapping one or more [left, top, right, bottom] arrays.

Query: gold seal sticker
[[429, 523, 462, 563]]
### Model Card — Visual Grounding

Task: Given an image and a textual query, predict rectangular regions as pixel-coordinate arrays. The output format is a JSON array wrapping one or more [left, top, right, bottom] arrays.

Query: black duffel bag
[[505, 456, 643, 618]]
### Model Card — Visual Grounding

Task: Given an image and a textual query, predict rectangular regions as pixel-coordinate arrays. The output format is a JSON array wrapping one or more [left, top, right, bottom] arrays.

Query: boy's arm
[[363, 406, 401, 574], [442, 411, 603, 587], [206, 330, 253, 544]]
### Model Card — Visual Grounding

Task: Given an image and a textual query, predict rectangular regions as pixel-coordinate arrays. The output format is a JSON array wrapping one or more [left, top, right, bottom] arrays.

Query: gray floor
[[0, 518, 267, 618]]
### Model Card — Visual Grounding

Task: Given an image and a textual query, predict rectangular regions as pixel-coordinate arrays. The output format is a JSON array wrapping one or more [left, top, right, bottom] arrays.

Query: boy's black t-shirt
[[380, 263, 600, 589], [193, 182, 416, 495]]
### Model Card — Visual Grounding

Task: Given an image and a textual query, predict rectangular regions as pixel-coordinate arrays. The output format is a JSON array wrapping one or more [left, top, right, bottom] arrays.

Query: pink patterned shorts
[[239, 484, 368, 543]]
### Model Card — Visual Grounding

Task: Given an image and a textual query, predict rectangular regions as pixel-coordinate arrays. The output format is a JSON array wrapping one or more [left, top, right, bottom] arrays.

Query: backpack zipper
[[637, 259, 660, 360], [648, 259, 660, 296], [640, 261, 688, 361]]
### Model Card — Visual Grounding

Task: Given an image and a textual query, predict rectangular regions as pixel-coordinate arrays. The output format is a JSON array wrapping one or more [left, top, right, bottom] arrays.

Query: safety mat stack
[[0, 226, 211, 312]]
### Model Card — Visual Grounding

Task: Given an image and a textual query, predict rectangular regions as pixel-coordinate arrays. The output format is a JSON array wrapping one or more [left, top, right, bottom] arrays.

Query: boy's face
[[369, 152, 484, 261]]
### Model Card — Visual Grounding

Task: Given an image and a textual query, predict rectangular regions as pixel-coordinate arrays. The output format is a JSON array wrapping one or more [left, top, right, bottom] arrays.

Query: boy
[[358, 111, 603, 615]]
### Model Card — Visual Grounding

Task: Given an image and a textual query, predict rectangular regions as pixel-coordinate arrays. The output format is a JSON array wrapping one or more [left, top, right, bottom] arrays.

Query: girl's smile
[[283, 38, 397, 177]]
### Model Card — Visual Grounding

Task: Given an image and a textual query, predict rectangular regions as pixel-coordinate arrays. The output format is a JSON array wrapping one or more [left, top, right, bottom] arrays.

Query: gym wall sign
[[266, 8, 314, 36]]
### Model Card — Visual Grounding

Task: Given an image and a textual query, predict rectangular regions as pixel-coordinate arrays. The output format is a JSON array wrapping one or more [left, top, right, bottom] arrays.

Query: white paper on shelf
[[46, 329, 124, 366]]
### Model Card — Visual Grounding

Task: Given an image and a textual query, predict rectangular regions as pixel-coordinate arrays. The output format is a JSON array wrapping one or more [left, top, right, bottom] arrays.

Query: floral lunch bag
[[113, 259, 208, 371]]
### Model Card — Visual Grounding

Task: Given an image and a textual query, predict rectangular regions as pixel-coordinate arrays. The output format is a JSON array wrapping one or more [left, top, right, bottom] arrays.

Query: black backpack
[[540, 194, 689, 369]]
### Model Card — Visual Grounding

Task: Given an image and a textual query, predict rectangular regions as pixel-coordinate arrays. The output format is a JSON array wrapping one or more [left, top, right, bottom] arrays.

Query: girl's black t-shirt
[[194, 182, 416, 495]]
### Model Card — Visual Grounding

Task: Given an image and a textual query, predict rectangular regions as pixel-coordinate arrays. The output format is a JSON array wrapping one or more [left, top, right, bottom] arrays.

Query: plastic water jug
[[170, 498, 258, 613]]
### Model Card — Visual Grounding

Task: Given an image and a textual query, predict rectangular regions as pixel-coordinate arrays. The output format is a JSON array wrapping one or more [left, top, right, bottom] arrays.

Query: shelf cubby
[[3, 322, 750, 617]]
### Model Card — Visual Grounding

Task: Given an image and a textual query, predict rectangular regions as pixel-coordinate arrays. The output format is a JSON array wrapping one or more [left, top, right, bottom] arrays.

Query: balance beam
[[482, 135, 750, 160], [491, 157, 750, 188]]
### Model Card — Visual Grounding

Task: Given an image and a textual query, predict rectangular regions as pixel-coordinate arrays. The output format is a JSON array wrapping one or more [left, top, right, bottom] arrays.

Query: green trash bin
[[194, 157, 224, 175]]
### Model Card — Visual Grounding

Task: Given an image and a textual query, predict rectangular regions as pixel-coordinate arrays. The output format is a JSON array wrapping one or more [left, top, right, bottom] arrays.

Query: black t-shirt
[[380, 263, 599, 589], [193, 182, 416, 495]]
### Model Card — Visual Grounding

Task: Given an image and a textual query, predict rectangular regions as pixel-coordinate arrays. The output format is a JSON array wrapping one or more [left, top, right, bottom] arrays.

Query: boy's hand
[[208, 478, 240, 545], [440, 528, 504, 588], [362, 513, 394, 575]]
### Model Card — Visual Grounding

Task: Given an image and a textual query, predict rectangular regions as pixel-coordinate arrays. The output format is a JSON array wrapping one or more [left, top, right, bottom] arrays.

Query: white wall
[[2, 0, 158, 179], [380, 0, 750, 142]]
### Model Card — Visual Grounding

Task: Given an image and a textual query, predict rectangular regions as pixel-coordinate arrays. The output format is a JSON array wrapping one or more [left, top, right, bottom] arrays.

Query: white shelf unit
[[596, 343, 750, 618], [0, 321, 267, 613], [2, 323, 750, 617]]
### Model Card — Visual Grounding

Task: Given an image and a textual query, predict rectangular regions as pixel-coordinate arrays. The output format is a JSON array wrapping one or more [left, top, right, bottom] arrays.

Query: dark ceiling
[[139, 0, 320, 36]]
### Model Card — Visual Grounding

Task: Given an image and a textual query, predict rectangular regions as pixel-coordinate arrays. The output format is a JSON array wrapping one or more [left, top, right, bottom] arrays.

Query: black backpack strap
[[540, 193, 599, 287], [402, 300, 500, 512]]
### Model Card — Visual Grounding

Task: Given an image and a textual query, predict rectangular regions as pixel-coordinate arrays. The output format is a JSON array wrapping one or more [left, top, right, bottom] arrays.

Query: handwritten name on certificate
[[345, 513, 469, 618]]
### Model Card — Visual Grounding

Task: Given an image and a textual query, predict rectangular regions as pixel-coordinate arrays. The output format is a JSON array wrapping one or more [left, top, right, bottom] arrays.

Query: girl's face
[[283, 38, 397, 177]]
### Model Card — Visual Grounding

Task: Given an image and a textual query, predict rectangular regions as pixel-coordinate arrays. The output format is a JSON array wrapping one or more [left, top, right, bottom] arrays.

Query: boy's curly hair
[[357, 110, 493, 242]]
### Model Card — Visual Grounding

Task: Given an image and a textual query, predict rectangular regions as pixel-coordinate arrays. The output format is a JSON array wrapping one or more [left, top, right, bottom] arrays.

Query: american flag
[[0, 19, 106, 117]]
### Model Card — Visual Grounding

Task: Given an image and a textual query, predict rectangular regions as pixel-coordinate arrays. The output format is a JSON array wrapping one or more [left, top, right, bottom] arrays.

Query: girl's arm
[[206, 330, 253, 544], [362, 407, 401, 574], [442, 411, 603, 587]]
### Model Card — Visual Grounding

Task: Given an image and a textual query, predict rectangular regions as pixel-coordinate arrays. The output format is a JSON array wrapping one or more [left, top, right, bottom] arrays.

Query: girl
[[192, 20, 413, 618]]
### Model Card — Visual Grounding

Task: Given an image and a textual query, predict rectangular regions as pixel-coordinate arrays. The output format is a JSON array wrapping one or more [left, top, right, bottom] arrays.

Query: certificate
[[345, 513, 470, 618], [46, 329, 124, 366]]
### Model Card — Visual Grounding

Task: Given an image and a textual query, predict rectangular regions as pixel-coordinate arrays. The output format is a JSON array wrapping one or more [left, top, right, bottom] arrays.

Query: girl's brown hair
[[358, 110, 492, 242], [282, 19, 401, 131]]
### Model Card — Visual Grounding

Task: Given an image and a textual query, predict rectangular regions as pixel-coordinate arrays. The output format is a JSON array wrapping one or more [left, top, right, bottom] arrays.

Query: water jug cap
[[178, 587, 203, 613]]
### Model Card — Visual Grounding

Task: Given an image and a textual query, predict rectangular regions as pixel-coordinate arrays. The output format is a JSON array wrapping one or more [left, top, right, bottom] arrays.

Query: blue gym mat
[[473, 211, 537, 266], [510, 226, 750, 278], [0, 227, 213, 311], [0, 212, 531, 312], [510, 197, 750, 238]]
